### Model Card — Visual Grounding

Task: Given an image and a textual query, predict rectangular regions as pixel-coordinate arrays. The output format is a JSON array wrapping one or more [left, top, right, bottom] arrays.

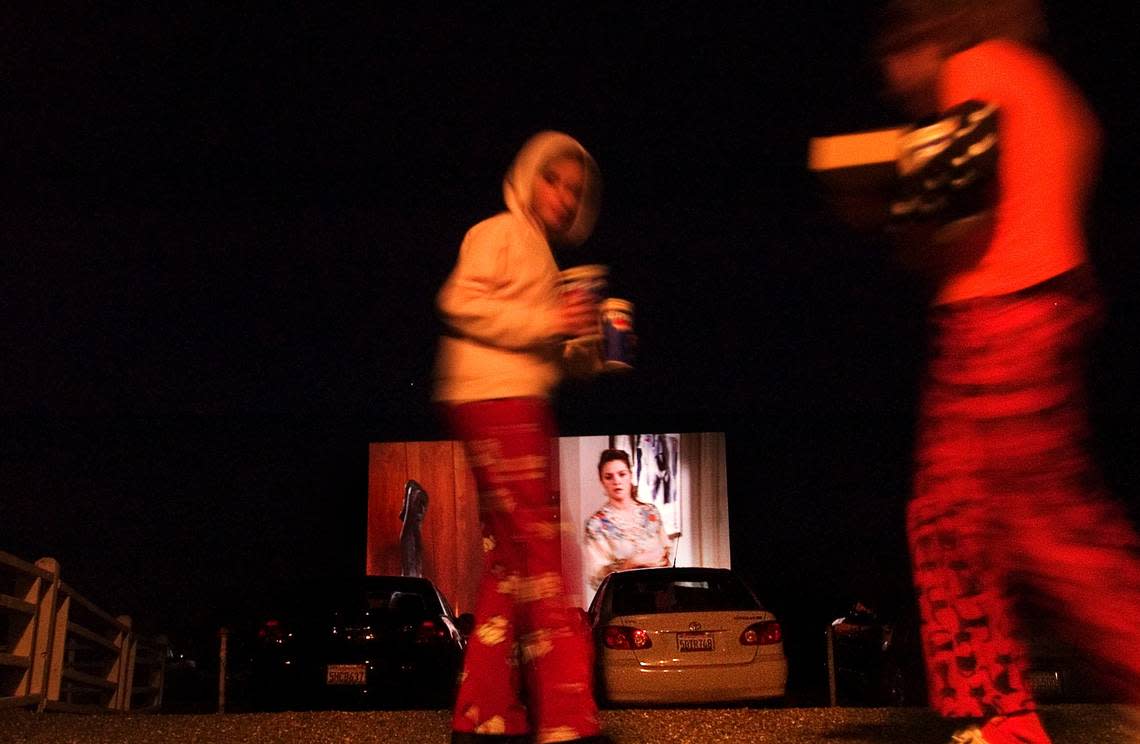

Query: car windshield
[[336, 582, 446, 619], [611, 573, 761, 616]]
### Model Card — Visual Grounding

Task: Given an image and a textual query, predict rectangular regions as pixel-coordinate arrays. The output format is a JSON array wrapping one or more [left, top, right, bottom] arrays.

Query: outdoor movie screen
[[367, 432, 730, 612]]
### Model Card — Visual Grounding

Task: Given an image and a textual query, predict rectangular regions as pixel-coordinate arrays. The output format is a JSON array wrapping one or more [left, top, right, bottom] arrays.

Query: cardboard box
[[808, 127, 906, 192], [807, 127, 908, 231]]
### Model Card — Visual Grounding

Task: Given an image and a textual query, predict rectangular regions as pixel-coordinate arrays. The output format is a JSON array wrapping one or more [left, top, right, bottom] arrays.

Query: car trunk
[[613, 610, 776, 667]]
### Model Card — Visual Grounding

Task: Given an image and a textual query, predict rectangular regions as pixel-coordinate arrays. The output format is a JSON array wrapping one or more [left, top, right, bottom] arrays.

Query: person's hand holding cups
[[558, 287, 601, 339], [557, 265, 607, 341]]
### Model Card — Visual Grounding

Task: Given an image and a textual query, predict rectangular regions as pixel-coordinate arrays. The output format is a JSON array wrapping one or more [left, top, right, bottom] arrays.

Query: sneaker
[[451, 733, 530, 744], [979, 712, 1051, 744]]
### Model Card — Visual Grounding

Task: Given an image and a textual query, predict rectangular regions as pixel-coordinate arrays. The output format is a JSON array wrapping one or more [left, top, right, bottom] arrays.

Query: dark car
[[249, 575, 473, 710], [827, 599, 1110, 706], [827, 601, 928, 707]]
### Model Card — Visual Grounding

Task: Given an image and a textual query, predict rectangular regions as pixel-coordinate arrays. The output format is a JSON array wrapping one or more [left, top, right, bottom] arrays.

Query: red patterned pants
[[446, 397, 600, 743], [909, 266, 1140, 719]]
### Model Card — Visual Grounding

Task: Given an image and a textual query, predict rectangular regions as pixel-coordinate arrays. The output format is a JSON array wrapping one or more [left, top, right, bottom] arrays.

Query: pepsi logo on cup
[[601, 298, 634, 371]]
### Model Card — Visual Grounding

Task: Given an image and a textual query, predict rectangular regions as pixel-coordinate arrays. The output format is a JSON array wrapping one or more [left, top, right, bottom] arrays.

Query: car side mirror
[[456, 612, 475, 637]]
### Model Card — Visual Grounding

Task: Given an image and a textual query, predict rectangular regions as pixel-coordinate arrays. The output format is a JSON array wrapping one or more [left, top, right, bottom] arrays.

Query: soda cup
[[558, 265, 607, 342], [600, 298, 634, 371]]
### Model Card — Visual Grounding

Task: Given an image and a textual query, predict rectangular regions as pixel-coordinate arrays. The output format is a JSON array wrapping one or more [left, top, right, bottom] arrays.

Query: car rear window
[[612, 574, 761, 615], [354, 586, 443, 615]]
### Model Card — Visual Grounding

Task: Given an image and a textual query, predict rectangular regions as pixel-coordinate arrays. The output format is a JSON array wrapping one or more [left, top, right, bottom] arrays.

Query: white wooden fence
[[0, 550, 167, 712]]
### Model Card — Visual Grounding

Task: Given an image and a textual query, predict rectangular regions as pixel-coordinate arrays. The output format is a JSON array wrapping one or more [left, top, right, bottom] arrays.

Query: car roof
[[606, 566, 737, 584], [356, 575, 438, 590], [256, 575, 450, 621]]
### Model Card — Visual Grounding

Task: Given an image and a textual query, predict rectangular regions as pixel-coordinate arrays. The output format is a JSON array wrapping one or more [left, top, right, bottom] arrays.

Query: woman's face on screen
[[600, 459, 633, 503]]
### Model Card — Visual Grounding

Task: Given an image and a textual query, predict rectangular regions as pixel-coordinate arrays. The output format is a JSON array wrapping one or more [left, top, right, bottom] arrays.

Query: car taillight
[[740, 621, 782, 646], [601, 625, 653, 650], [258, 619, 290, 645], [415, 618, 449, 644]]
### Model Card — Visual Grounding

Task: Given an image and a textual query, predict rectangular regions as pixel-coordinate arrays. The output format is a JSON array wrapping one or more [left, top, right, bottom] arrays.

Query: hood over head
[[503, 130, 602, 247]]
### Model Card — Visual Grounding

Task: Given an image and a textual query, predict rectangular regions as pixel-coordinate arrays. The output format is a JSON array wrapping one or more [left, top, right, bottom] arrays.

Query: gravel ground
[[1, 704, 1136, 743]]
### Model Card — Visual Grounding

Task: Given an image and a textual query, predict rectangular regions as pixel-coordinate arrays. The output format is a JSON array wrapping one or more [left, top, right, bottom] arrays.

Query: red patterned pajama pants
[[908, 265, 1140, 719], [447, 397, 600, 743]]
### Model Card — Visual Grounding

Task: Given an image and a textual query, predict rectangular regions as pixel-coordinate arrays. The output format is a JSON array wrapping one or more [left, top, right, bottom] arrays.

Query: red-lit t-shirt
[[934, 40, 1101, 304]]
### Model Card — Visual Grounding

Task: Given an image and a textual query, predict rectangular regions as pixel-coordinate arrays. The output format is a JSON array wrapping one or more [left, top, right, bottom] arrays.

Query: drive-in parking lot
[[3, 705, 1135, 743]]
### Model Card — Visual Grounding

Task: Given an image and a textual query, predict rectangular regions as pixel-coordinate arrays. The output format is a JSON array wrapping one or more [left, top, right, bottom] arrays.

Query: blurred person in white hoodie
[[435, 131, 610, 744]]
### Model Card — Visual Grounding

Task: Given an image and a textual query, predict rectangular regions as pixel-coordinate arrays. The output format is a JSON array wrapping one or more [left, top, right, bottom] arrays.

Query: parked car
[[248, 575, 473, 710], [828, 601, 927, 707], [828, 599, 1110, 706], [587, 566, 787, 705]]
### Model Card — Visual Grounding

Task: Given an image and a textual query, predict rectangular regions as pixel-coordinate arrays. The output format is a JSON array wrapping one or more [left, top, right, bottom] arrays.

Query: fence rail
[[0, 550, 167, 712]]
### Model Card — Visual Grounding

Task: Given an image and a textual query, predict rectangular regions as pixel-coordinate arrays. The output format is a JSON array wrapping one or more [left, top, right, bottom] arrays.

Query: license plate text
[[677, 633, 714, 652], [326, 664, 367, 685]]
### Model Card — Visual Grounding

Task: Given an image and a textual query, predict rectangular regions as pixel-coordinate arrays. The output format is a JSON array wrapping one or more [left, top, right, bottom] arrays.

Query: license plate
[[326, 664, 367, 685], [677, 633, 714, 652]]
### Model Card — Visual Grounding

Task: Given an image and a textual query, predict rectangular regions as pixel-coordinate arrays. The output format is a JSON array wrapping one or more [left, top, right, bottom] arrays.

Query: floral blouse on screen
[[584, 501, 672, 590]]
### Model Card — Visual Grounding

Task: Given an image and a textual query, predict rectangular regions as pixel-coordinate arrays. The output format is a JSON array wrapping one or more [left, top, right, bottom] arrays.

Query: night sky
[[3, 4, 1139, 686]]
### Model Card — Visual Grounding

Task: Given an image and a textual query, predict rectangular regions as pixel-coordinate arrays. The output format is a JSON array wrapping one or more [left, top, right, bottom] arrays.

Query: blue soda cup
[[601, 298, 634, 371]]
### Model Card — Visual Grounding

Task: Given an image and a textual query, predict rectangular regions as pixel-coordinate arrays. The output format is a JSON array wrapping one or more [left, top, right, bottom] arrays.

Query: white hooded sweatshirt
[[433, 131, 602, 403]]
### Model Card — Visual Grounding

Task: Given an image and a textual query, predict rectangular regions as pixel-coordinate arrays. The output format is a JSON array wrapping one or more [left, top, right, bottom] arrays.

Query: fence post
[[4, 555, 49, 705], [217, 627, 228, 714], [122, 627, 139, 711], [153, 634, 169, 709], [32, 558, 64, 712], [110, 615, 134, 711], [826, 624, 837, 707]]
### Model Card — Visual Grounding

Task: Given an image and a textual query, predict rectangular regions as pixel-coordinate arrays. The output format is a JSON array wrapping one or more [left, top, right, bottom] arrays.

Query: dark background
[[3, 4, 1138, 702]]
